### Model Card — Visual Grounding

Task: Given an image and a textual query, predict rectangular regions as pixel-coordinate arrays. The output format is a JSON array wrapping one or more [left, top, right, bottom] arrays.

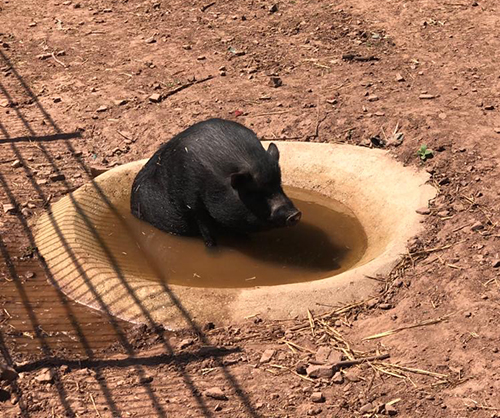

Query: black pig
[[130, 118, 301, 247]]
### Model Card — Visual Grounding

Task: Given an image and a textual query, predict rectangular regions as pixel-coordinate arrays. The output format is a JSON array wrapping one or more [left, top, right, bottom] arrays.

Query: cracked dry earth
[[0, 0, 499, 417]]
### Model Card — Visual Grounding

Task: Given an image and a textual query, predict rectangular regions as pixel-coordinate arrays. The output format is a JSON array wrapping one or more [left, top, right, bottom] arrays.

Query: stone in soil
[[310, 392, 325, 403], [34, 368, 54, 384], [492, 259, 500, 268], [149, 93, 162, 103], [3, 204, 16, 214], [259, 349, 276, 364], [416, 207, 431, 215], [314, 346, 332, 364], [385, 404, 398, 415], [470, 221, 484, 231], [360, 403, 374, 413], [11, 160, 22, 168], [419, 94, 435, 99], [204, 387, 227, 400], [179, 338, 194, 349], [306, 364, 334, 379], [269, 77, 282, 88], [332, 371, 344, 384], [367, 95, 379, 102], [395, 73, 405, 82], [295, 361, 307, 375], [96, 105, 108, 112], [49, 174, 66, 182], [307, 406, 322, 416]]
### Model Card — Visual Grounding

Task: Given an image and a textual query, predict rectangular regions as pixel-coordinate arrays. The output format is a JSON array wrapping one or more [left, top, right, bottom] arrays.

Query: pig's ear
[[267, 142, 280, 161], [230, 171, 252, 189]]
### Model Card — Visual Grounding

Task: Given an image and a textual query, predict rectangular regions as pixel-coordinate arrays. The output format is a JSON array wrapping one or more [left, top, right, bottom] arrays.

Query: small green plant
[[417, 144, 434, 161]]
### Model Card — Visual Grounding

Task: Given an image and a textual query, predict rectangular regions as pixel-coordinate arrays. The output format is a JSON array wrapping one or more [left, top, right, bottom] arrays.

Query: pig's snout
[[286, 210, 301, 227]]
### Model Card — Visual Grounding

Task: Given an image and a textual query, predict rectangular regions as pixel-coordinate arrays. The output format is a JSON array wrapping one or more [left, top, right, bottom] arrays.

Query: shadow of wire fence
[[0, 49, 259, 417]]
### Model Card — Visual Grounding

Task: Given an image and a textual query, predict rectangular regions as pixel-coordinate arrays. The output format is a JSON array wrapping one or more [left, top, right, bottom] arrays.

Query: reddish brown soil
[[1, 0, 499, 417]]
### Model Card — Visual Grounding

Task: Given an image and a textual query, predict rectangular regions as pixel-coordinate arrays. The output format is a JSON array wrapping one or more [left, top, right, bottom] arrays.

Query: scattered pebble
[[331, 371, 344, 384], [114, 99, 127, 106], [360, 403, 373, 413], [306, 364, 334, 379], [53, 97, 62, 103], [204, 387, 227, 400], [21, 208, 32, 217], [25, 271, 36, 279], [484, 104, 495, 110], [470, 221, 484, 231], [96, 105, 108, 112], [49, 174, 66, 182], [385, 403, 398, 415], [314, 346, 332, 364], [492, 259, 500, 268], [259, 349, 276, 364], [196, 55, 206, 60], [379, 303, 392, 310], [11, 160, 22, 168], [144, 37, 156, 44], [367, 95, 379, 102], [34, 368, 54, 384], [310, 392, 325, 403], [269, 76, 282, 88], [419, 94, 436, 100], [416, 207, 431, 215], [149, 93, 162, 103], [179, 338, 194, 349], [307, 406, 322, 416], [395, 73, 405, 82], [3, 204, 16, 214]]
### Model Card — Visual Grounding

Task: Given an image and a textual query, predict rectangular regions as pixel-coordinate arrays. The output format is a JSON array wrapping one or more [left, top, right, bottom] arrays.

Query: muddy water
[[99, 187, 367, 288]]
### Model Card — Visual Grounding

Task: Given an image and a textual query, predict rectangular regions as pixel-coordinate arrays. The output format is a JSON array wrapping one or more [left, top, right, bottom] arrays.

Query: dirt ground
[[1, 0, 499, 416]]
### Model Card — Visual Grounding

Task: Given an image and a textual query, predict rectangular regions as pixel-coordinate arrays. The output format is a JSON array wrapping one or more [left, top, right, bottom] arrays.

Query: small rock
[[492, 259, 500, 268], [144, 37, 156, 44], [332, 371, 344, 384], [360, 403, 373, 414], [96, 105, 108, 113], [311, 392, 325, 403], [149, 93, 162, 103], [269, 4, 278, 13], [21, 208, 32, 217], [419, 94, 435, 100], [470, 221, 484, 231], [90, 165, 109, 178], [344, 369, 361, 382], [327, 350, 343, 364], [437, 210, 450, 217], [395, 73, 405, 82], [259, 349, 275, 364], [484, 104, 495, 110], [34, 368, 54, 384], [53, 97, 62, 103], [367, 95, 379, 102], [3, 204, 16, 214], [11, 160, 22, 168], [139, 375, 153, 384], [494, 128, 500, 134], [0, 365, 18, 382], [306, 365, 334, 379], [295, 362, 307, 375], [464, 311, 472, 318], [269, 76, 282, 88], [315, 346, 332, 364], [179, 338, 194, 349], [196, 55, 206, 60], [307, 406, 322, 416], [204, 387, 227, 401], [114, 99, 127, 106], [379, 303, 392, 310], [416, 207, 431, 215], [49, 174, 66, 182], [0, 99, 10, 107], [385, 403, 398, 415], [25, 271, 36, 279]]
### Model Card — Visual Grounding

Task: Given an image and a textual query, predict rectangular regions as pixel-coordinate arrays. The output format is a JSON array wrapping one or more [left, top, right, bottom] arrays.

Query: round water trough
[[35, 143, 435, 328]]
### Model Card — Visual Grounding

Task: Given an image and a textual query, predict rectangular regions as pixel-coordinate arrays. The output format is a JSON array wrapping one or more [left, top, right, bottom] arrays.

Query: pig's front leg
[[195, 208, 217, 247]]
